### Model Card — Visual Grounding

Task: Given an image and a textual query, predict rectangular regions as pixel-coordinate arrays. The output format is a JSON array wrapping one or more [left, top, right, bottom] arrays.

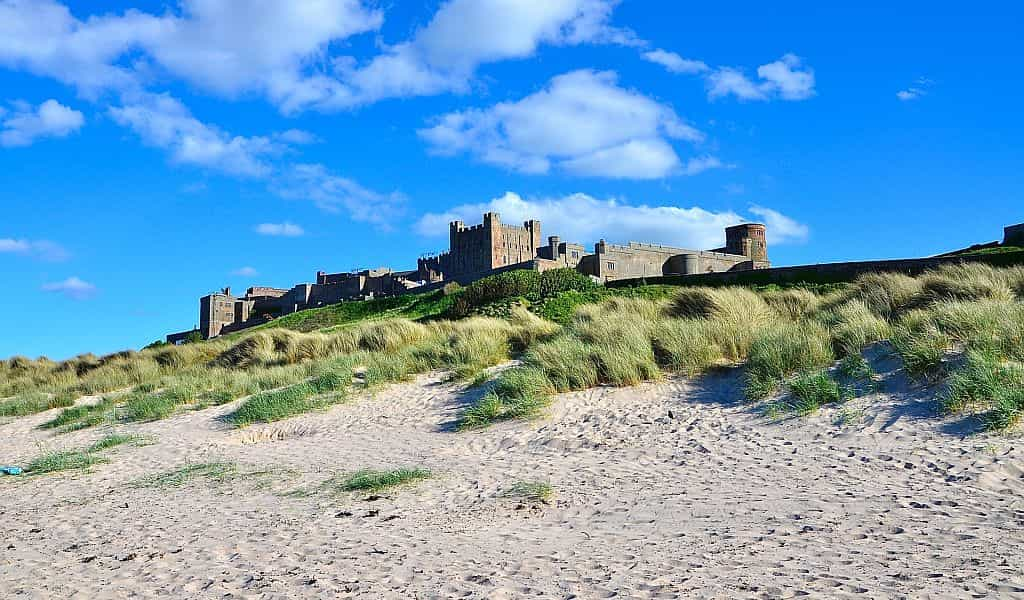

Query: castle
[[167, 213, 769, 342]]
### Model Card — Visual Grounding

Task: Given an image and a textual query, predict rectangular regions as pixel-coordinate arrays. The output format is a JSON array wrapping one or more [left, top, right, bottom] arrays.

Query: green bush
[[451, 268, 596, 318]]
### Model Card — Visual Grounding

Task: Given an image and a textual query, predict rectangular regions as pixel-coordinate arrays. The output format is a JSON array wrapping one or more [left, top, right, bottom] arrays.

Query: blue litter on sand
[[1, 466, 23, 475]]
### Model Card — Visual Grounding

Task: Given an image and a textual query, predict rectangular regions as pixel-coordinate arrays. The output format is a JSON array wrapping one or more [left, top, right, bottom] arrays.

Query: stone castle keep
[[167, 213, 769, 342]]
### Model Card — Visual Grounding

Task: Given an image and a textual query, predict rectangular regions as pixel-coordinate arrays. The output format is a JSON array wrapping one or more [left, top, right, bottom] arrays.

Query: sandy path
[[2, 349, 1024, 599]]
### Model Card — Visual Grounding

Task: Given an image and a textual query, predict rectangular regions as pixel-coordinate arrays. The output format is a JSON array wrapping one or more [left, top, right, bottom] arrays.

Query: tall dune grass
[[8, 262, 1024, 433]]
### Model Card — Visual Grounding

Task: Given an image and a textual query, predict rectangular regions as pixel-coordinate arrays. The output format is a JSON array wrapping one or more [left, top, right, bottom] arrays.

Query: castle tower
[[725, 223, 768, 262]]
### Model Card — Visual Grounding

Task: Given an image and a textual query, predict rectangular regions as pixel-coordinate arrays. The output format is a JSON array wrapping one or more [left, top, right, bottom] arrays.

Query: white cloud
[[642, 49, 708, 74], [749, 205, 809, 244], [255, 222, 305, 237], [272, 163, 406, 227], [707, 54, 815, 102], [323, 0, 636, 109], [416, 191, 808, 250], [419, 69, 710, 180], [0, 237, 70, 261], [897, 77, 933, 101], [276, 129, 320, 145], [231, 266, 259, 277], [0, 99, 84, 147], [0, 0, 635, 113], [0, 0, 382, 111], [41, 276, 96, 300], [109, 93, 278, 177]]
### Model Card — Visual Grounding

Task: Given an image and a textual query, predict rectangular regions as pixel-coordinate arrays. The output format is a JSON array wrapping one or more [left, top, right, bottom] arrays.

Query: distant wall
[[606, 250, 1024, 288], [1005, 224, 1024, 246]]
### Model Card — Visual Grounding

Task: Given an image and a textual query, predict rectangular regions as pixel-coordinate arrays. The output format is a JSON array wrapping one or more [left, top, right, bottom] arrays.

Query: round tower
[[725, 223, 768, 262]]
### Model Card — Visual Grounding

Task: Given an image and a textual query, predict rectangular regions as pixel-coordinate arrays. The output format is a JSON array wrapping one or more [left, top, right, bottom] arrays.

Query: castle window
[[607, 262, 615, 270]]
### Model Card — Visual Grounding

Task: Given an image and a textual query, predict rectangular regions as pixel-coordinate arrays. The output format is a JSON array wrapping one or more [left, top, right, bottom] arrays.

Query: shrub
[[538, 268, 596, 297]]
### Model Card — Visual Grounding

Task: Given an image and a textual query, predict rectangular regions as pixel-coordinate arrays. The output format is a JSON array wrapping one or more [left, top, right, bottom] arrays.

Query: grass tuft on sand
[[337, 468, 432, 492]]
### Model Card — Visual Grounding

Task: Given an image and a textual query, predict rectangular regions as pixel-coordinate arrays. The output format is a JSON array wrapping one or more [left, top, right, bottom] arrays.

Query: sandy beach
[[3, 348, 1023, 599]]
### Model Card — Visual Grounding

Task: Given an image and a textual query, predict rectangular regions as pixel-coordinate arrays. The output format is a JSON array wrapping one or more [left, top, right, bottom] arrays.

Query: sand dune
[[3, 350, 1024, 598]]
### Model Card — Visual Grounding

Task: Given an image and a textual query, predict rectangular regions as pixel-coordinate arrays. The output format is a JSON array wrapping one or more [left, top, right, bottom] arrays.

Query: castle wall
[[582, 242, 751, 281], [1005, 223, 1024, 246], [606, 250, 1024, 289]]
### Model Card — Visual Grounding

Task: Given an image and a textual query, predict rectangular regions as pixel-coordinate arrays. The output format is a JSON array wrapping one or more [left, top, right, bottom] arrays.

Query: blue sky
[[1, 0, 1021, 360]]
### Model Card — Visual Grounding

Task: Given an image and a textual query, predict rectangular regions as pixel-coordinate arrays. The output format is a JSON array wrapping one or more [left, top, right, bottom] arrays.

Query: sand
[[2, 347, 1024, 599]]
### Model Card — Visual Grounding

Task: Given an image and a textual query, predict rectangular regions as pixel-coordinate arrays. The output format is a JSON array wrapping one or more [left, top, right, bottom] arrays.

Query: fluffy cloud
[[0, 0, 382, 108], [0, 99, 84, 147], [271, 163, 407, 227], [707, 54, 815, 102], [0, 237, 70, 260], [109, 93, 278, 177], [41, 276, 96, 300], [333, 0, 636, 109], [749, 205, 809, 244], [231, 266, 259, 276], [642, 49, 708, 74], [0, 0, 634, 113], [419, 70, 712, 180], [254, 222, 304, 237], [416, 191, 808, 250]]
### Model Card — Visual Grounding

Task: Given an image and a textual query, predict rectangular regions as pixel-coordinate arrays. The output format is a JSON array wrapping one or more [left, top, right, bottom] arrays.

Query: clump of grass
[[767, 370, 844, 416], [227, 361, 353, 426], [746, 321, 834, 399], [762, 288, 822, 321], [833, 405, 865, 426], [459, 367, 554, 429], [41, 397, 117, 431], [523, 334, 598, 392], [87, 433, 150, 452], [0, 391, 74, 417], [503, 480, 555, 504], [919, 263, 1016, 305], [838, 353, 873, 381], [669, 286, 772, 324], [25, 450, 108, 474], [650, 319, 722, 375], [852, 272, 922, 319], [944, 351, 1024, 430], [891, 323, 950, 377], [820, 300, 892, 356], [131, 462, 242, 488], [338, 467, 431, 492]]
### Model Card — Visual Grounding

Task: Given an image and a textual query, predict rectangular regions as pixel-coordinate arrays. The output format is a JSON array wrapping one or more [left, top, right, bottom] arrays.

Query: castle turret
[[549, 235, 561, 261], [725, 223, 768, 262]]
